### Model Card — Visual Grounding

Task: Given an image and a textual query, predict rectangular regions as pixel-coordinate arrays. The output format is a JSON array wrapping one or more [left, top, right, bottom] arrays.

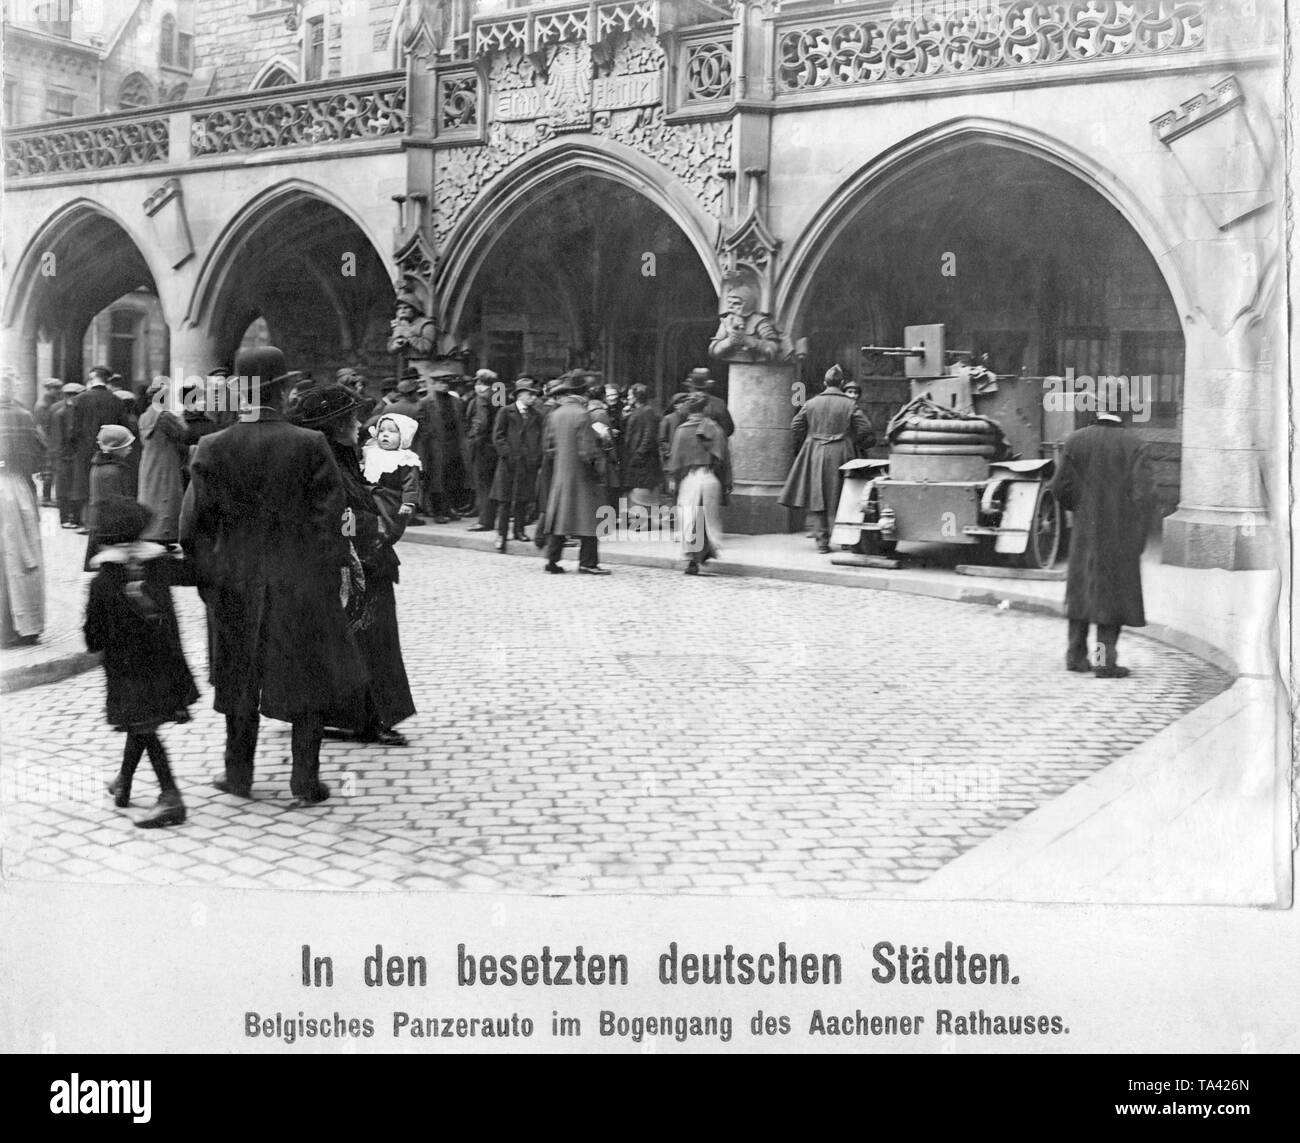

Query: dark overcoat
[[779, 388, 876, 512], [490, 402, 545, 503], [465, 393, 498, 489], [49, 399, 77, 495], [417, 391, 468, 500], [622, 403, 663, 490], [84, 552, 198, 731], [137, 406, 189, 542], [179, 409, 366, 721], [70, 386, 130, 501], [1049, 419, 1154, 627], [541, 398, 604, 538]]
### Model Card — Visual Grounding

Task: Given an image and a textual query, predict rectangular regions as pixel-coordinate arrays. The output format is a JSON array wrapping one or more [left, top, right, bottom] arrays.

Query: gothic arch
[[250, 56, 299, 90], [437, 138, 724, 336], [186, 179, 394, 331], [4, 199, 166, 334], [184, 179, 396, 368], [117, 71, 154, 109], [776, 117, 1195, 336], [2, 199, 165, 384]]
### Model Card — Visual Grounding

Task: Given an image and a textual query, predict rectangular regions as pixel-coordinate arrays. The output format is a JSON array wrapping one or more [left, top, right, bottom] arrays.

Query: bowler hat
[[685, 368, 714, 390], [233, 346, 297, 397], [292, 383, 368, 429], [90, 495, 153, 545]]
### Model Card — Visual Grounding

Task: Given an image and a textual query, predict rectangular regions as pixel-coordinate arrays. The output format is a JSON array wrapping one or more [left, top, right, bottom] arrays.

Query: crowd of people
[[0, 340, 1157, 834]]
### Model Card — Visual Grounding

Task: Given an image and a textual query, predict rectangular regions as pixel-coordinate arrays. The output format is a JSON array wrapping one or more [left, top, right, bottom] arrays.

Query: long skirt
[[324, 576, 415, 732], [0, 473, 44, 641], [678, 466, 724, 563]]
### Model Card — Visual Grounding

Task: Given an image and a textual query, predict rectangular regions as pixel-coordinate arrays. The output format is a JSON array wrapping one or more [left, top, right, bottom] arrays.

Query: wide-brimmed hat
[[90, 495, 153, 545], [513, 377, 539, 395], [685, 368, 714, 390], [551, 373, 588, 395], [426, 355, 465, 380], [292, 383, 368, 429]]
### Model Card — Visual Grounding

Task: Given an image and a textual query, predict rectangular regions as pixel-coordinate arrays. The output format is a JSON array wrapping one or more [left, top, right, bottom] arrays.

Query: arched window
[[117, 73, 154, 110], [255, 66, 296, 89], [160, 14, 176, 66], [163, 83, 188, 104]]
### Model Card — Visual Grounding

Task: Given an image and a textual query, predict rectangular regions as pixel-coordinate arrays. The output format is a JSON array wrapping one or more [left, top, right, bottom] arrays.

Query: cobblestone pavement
[[0, 540, 1231, 896]]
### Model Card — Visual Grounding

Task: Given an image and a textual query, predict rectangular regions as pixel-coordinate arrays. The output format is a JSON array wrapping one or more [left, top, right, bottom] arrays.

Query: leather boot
[[136, 788, 186, 829], [107, 772, 132, 808]]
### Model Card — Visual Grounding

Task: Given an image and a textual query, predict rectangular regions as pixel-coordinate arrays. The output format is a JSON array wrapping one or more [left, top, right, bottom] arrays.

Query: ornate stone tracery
[[432, 31, 732, 248], [776, 0, 1206, 92]]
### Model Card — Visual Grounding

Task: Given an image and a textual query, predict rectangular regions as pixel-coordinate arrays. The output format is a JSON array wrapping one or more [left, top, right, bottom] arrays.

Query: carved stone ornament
[[433, 31, 732, 246], [142, 178, 195, 271], [1151, 75, 1273, 229], [388, 276, 440, 363], [709, 266, 792, 363]]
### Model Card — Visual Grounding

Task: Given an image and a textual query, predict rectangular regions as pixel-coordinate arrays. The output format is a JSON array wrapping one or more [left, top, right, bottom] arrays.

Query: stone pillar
[[1, 325, 39, 406], [167, 322, 219, 382], [1161, 237, 1279, 570], [727, 360, 798, 534]]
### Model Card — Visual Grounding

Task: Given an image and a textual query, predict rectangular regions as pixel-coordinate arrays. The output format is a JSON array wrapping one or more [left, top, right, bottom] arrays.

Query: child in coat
[[362, 412, 423, 543], [84, 424, 135, 571], [84, 495, 198, 829]]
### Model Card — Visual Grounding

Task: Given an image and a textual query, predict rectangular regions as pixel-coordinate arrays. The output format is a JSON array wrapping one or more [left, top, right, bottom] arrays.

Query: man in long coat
[[418, 364, 469, 522], [540, 375, 609, 574], [49, 382, 82, 526], [33, 379, 62, 505], [464, 369, 500, 530], [1048, 407, 1155, 678], [622, 383, 663, 501], [180, 346, 366, 803], [490, 376, 544, 551], [779, 364, 876, 553], [70, 366, 131, 529]]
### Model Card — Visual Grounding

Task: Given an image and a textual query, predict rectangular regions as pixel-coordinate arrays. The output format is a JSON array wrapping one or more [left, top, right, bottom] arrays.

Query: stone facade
[[0, 0, 1286, 567]]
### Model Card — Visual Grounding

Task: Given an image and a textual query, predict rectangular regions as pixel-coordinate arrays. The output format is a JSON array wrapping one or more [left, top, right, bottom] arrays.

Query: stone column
[[166, 322, 219, 382], [1161, 234, 1279, 570], [1, 325, 39, 406], [727, 360, 797, 534]]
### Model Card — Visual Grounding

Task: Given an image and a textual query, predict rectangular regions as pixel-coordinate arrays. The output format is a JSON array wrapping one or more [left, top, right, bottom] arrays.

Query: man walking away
[[779, 364, 876, 554], [180, 346, 366, 804], [1049, 402, 1156, 678], [540, 374, 609, 575]]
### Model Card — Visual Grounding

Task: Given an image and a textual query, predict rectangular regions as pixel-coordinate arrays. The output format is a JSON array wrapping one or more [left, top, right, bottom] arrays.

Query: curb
[[1, 650, 101, 695], [402, 528, 1241, 677], [2, 527, 1238, 694]]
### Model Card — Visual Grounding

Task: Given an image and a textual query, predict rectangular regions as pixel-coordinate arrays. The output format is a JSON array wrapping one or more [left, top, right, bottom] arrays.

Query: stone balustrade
[[3, 72, 408, 180], [775, 0, 1207, 94]]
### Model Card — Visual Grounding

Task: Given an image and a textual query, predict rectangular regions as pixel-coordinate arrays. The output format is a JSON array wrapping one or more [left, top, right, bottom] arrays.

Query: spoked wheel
[[1017, 487, 1061, 569]]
